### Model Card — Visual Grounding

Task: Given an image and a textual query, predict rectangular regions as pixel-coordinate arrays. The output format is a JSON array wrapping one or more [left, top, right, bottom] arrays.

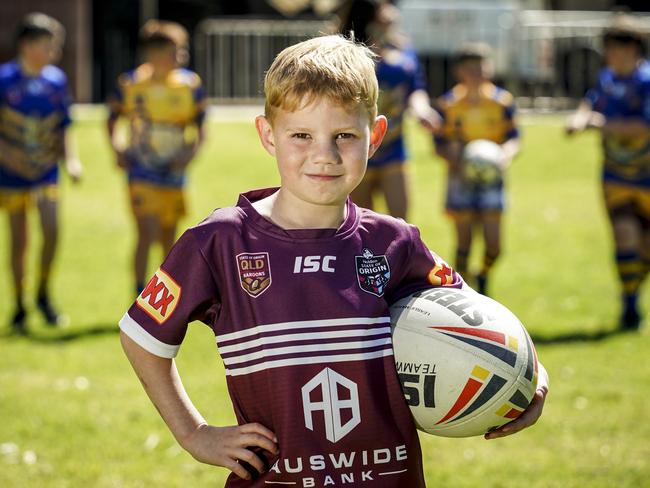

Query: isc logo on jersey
[[294, 255, 336, 274], [137, 268, 181, 324]]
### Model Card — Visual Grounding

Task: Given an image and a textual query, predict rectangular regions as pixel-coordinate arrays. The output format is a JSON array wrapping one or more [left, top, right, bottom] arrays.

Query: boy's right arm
[[120, 331, 278, 480], [565, 100, 604, 135], [106, 82, 129, 169]]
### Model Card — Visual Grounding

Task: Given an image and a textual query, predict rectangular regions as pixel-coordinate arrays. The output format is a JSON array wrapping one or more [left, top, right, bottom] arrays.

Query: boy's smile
[[255, 98, 386, 228]]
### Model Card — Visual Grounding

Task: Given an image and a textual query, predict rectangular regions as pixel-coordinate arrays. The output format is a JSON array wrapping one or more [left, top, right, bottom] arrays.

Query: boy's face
[[20, 35, 61, 67], [144, 44, 178, 71], [256, 97, 386, 208], [455, 58, 487, 86], [604, 40, 640, 75]]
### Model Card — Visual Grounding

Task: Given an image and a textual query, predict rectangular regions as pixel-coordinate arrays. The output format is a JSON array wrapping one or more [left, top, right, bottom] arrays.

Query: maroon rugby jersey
[[120, 188, 462, 487]]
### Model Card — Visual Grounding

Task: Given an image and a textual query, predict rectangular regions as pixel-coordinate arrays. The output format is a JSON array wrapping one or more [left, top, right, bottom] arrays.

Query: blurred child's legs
[[477, 211, 502, 294], [379, 162, 409, 220], [129, 181, 185, 293], [35, 186, 59, 294], [352, 161, 408, 219], [447, 175, 504, 295], [5, 194, 29, 329], [1, 184, 60, 330], [603, 181, 650, 329]]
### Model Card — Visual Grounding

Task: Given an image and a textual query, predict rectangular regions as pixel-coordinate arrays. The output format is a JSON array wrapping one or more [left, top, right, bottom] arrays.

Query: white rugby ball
[[462, 139, 504, 185], [390, 287, 538, 438]]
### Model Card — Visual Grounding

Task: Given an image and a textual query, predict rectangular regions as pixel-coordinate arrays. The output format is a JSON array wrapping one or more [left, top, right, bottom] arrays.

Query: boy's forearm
[[120, 331, 206, 447], [501, 138, 520, 165], [107, 117, 121, 152]]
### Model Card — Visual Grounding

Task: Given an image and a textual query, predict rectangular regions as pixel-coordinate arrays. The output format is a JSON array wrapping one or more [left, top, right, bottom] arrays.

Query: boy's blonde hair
[[264, 35, 378, 122]]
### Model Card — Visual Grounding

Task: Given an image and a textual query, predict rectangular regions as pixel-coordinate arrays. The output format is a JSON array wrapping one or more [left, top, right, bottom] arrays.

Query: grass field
[[1, 111, 649, 487]]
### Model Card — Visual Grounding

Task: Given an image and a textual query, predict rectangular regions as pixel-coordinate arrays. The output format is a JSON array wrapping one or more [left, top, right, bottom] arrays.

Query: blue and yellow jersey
[[435, 82, 518, 147], [109, 64, 206, 187], [370, 45, 426, 167], [586, 62, 650, 185], [0, 60, 71, 188]]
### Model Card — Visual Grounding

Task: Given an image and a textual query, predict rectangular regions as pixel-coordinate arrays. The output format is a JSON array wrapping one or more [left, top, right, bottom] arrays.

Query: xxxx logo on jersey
[[428, 255, 455, 287], [137, 268, 181, 324]]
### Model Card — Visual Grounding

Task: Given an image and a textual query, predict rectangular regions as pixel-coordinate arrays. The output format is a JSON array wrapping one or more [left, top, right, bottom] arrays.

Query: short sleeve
[[503, 98, 520, 140], [409, 53, 427, 95], [193, 81, 207, 125], [58, 79, 72, 129], [387, 225, 463, 305], [119, 230, 220, 358], [641, 79, 650, 124], [106, 78, 125, 120], [584, 73, 604, 110], [433, 99, 449, 146]]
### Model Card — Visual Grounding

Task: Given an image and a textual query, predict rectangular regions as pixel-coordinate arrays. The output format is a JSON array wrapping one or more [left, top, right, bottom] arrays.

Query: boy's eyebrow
[[284, 126, 362, 133]]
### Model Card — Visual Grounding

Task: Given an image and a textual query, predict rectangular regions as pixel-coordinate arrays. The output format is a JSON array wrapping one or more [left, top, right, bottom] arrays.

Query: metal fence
[[194, 11, 650, 107], [195, 19, 332, 102]]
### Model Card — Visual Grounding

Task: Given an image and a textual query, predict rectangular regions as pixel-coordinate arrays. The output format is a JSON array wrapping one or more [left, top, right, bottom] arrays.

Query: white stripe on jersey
[[218, 317, 394, 376], [223, 336, 393, 366], [225, 349, 394, 377], [218, 326, 391, 354], [119, 312, 180, 358], [217, 316, 390, 343]]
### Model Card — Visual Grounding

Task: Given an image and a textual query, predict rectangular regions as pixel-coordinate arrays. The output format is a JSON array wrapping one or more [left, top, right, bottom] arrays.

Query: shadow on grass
[[1, 323, 119, 343], [530, 326, 635, 345]]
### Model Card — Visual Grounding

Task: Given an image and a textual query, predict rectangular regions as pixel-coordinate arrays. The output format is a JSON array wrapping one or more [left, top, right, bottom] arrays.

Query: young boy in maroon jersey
[[119, 35, 548, 486]]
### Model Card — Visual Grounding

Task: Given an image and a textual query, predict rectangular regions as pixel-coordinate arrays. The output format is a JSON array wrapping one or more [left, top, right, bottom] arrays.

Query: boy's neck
[[19, 57, 46, 77], [611, 59, 640, 77], [254, 189, 347, 230], [149, 64, 175, 81]]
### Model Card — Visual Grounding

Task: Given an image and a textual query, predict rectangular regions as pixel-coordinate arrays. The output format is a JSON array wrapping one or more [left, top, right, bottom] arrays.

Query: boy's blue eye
[[336, 133, 355, 140], [292, 133, 310, 139]]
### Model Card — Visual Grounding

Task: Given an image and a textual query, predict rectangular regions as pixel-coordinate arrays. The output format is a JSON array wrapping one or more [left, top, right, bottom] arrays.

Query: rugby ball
[[390, 287, 538, 438], [462, 139, 504, 185]]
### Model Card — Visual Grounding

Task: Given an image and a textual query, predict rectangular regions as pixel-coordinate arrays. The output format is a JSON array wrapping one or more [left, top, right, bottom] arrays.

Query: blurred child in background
[[435, 43, 520, 296], [566, 14, 650, 330], [339, 0, 440, 220], [0, 12, 82, 333], [107, 20, 206, 295]]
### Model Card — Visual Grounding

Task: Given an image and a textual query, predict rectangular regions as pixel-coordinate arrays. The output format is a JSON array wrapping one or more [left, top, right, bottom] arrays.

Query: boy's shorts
[[128, 181, 186, 227], [603, 180, 650, 223], [446, 175, 504, 221], [0, 184, 58, 213]]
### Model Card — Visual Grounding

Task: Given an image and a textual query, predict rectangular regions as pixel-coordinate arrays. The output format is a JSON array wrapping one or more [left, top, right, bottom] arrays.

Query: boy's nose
[[312, 141, 340, 165]]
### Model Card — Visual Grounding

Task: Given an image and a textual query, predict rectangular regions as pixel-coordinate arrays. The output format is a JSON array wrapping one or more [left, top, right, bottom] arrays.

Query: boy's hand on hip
[[182, 422, 279, 480]]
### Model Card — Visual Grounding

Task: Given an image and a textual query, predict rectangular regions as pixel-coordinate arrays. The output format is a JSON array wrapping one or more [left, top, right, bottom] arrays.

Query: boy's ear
[[368, 115, 388, 158], [255, 115, 276, 157]]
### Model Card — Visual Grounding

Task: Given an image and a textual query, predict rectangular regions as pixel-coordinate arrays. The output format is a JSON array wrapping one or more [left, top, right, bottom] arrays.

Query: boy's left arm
[[57, 82, 82, 183], [63, 128, 83, 183], [172, 82, 207, 172], [484, 362, 549, 440], [409, 89, 442, 133], [499, 98, 521, 170]]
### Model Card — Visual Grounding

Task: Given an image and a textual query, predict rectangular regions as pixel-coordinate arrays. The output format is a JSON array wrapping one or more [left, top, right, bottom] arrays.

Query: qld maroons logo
[[355, 248, 390, 297], [236, 252, 272, 298]]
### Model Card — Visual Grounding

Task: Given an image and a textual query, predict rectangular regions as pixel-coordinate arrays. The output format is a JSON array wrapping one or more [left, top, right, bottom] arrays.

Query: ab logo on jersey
[[302, 368, 361, 443], [236, 252, 272, 298], [137, 268, 181, 324], [355, 248, 391, 297]]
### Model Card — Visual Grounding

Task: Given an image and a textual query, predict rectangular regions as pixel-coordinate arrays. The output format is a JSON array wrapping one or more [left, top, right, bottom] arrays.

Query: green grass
[[1, 112, 649, 487]]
